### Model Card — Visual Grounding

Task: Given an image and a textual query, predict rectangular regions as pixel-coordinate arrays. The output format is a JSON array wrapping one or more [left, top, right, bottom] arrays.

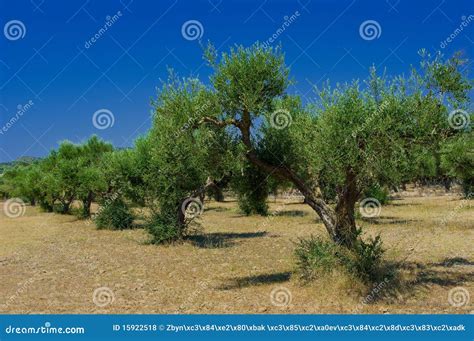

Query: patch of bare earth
[[0, 190, 472, 314]]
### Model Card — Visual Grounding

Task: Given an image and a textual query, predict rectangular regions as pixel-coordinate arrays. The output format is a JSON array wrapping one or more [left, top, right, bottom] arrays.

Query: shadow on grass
[[218, 271, 292, 290], [388, 202, 421, 206], [186, 231, 268, 249], [432, 257, 474, 267], [272, 210, 308, 217], [204, 206, 231, 213], [369, 259, 474, 303], [361, 216, 419, 225]]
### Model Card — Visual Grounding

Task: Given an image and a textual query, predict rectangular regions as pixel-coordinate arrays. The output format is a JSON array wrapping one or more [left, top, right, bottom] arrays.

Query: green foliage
[[1, 43, 472, 260], [363, 183, 390, 205], [146, 213, 184, 244], [94, 198, 134, 230], [441, 133, 474, 197], [295, 232, 385, 284], [346, 234, 385, 283], [144, 73, 234, 243], [294, 236, 341, 281], [205, 43, 289, 117], [232, 163, 269, 216], [76, 136, 113, 217]]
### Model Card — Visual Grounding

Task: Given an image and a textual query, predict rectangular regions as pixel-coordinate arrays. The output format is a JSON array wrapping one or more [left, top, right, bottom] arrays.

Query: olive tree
[[76, 136, 113, 217], [190, 44, 471, 249], [145, 74, 237, 243]]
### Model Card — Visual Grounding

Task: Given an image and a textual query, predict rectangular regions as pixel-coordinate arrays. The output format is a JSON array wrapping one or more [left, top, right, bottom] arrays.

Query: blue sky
[[0, 0, 473, 162]]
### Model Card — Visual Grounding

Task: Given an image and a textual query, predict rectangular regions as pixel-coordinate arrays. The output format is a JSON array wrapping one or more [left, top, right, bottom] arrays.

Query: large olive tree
[[193, 45, 470, 248]]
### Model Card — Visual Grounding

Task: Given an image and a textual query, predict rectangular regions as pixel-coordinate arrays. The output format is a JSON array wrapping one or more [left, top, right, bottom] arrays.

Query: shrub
[[363, 183, 390, 205], [38, 200, 54, 212], [342, 234, 385, 283], [237, 192, 268, 216], [441, 134, 473, 198], [146, 213, 184, 244], [94, 198, 134, 230], [295, 232, 385, 284], [294, 236, 341, 281]]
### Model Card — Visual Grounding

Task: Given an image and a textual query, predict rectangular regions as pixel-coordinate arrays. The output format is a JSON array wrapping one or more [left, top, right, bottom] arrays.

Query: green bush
[[94, 198, 134, 230], [38, 200, 54, 212], [146, 213, 184, 244], [295, 232, 385, 284], [237, 192, 268, 216], [441, 134, 473, 198], [342, 234, 385, 283], [363, 183, 390, 205], [294, 236, 341, 281]]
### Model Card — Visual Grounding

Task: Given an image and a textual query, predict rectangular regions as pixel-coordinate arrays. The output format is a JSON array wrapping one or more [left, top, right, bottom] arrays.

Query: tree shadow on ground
[[431, 257, 474, 267], [272, 210, 308, 217], [361, 216, 419, 225], [186, 231, 268, 249], [204, 206, 231, 212], [371, 259, 474, 303], [387, 202, 421, 206], [218, 271, 292, 290]]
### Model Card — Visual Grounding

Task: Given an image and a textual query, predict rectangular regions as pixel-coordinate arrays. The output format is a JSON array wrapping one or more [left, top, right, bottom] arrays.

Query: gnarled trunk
[[333, 170, 359, 248]]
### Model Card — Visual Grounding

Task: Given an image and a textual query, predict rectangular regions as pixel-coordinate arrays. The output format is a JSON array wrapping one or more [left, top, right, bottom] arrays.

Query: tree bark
[[333, 170, 359, 248], [82, 192, 94, 217], [206, 178, 225, 202]]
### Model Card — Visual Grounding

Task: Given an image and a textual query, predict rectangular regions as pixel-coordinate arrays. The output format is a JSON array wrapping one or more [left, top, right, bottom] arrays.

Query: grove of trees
[[1, 45, 472, 281]]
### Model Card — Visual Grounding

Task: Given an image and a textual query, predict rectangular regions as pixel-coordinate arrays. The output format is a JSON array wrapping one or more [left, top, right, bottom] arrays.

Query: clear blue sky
[[0, 0, 473, 162]]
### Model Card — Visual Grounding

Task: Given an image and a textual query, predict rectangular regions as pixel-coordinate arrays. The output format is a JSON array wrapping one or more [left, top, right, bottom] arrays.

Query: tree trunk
[[61, 201, 70, 214], [30, 198, 36, 206], [82, 192, 94, 217], [207, 180, 225, 202], [177, 202, 186, 229], [333, 170, 359, 248]]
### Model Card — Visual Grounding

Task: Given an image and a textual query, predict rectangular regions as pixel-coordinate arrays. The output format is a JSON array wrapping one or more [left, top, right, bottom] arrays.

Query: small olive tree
[[145, 74, 237, 243]]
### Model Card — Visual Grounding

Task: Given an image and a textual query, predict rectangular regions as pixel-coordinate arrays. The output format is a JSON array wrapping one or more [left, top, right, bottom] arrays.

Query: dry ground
[[0, 189, 473, 314]]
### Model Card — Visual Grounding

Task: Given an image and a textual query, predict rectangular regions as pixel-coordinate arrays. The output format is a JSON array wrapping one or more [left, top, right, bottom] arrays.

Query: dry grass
[[0, 188, 473, 314]]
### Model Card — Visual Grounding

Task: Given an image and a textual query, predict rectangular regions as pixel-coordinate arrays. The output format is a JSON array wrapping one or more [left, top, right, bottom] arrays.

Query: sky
[[0, 0, 473, 162]]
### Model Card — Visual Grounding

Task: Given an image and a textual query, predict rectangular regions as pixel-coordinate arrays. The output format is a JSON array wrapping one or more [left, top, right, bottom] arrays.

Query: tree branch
[[199, 116, 240, 128]]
